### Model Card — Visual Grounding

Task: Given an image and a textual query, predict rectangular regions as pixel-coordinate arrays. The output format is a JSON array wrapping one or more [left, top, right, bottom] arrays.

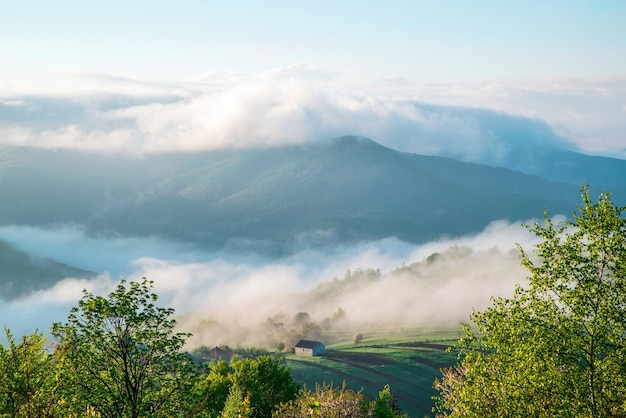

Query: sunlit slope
[[1, 136, 620, 252]]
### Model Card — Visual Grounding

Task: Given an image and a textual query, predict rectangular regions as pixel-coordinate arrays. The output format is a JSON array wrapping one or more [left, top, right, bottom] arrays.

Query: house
[[294, 340, 325, 356], [207, 346, 233, 362]]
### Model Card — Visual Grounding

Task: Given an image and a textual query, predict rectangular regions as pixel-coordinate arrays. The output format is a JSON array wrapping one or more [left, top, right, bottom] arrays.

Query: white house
[[294, 340, 325, 356]]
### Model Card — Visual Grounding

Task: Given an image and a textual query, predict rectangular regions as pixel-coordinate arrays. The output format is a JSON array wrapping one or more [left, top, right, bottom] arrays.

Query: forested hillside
[[0, 136, 601, 254]]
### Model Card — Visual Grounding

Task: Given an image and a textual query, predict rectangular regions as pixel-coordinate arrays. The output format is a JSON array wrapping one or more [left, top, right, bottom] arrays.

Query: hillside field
[[283, 328, 463, 418]]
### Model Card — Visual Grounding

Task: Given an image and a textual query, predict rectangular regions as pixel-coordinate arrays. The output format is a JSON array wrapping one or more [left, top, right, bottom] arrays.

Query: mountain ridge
[[2, 136, 613, 256], [1, 134, 625, 296]]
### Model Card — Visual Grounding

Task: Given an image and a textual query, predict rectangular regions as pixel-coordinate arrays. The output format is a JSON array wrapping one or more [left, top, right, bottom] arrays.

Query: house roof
[[295, 340, 324, 349], [210, 346, 227, 355]]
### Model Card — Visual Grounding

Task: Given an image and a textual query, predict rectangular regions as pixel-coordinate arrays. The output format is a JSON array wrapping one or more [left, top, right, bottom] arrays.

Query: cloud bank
[[1, 66, 623, 161], [0, 219, 539, 348]]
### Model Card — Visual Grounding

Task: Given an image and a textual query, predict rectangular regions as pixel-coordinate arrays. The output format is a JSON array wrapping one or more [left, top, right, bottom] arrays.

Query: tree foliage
[[0, 328, 62, 417], [51, 278, 198, 418], [0, 277, 413, 417], [273, 383, 407, 418], [193, 356, 300, 418], [434, 186, 626, 417]]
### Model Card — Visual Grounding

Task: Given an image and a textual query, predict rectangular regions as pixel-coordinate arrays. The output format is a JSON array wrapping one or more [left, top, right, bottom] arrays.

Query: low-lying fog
[[0, 218, 548, 348]]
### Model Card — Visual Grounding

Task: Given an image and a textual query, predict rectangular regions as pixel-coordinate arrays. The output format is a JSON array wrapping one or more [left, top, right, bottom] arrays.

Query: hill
[[284, 330, 462, 418], [0, 239, 95, 299], [1, 136, 611, 257], [496, 147, 626, 190]]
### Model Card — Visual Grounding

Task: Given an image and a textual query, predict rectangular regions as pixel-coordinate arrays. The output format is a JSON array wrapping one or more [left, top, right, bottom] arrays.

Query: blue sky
[[2, 0, 625, 80]]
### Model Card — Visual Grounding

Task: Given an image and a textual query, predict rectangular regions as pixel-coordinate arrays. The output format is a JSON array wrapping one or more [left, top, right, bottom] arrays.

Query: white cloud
[[0, 224, 200, 275], [405, 77, 626, 157], [1, 67, 623, 160], [0, 219, 538, 347]]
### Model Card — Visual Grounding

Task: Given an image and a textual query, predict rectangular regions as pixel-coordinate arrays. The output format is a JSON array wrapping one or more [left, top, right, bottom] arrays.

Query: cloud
[[2, 66, 622, 161], [0, 219, 539, 347], [0, 274, 117, 343], [0, 225, 201, 275], [404, 77, 626, 158]]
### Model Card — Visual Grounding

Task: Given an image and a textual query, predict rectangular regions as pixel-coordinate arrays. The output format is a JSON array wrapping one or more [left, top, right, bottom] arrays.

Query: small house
[[207, 346, 233, 362], [294, 340, 325, 356]]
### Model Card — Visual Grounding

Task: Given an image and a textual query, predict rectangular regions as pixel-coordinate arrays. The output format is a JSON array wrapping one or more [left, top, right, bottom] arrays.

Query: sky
[[2, 1, 625, 80]]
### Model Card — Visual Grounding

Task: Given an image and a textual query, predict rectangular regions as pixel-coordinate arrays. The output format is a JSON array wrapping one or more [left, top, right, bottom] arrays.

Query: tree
[[52, 278, 199, 417], [273, 383, 368, 417], [230, 356, 300, 418], [273, 383, 407, 417], [434, 186, 626, 417], [221, 384, 252, 418], [192, 356, 300, 417], [370, 385, 407, 418], [0, 328, 62, 417]]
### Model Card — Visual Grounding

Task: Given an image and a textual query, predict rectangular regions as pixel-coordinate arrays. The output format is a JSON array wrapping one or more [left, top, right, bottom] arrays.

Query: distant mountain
[[0, 136, 623, 256], [0, 239, 95, 299], [494, 147, 626, 190]]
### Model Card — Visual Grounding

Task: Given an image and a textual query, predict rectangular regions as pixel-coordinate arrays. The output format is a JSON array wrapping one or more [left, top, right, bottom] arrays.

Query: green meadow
[[283, 328, 463, 418]]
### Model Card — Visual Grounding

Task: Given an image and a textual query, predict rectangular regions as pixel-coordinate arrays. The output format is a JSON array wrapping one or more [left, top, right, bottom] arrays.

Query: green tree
[[192, 359, 234, 417], [273, 383, 368, 417], [192, 356, 300, 418], [52, 278, 199, 418], [230, 356, 300, 418], [221, 384, 252, 418], [434, 186, 626, 417], [273, 383, 407, 418], [0, 328, 62, 417], [370, 385, 407, 418]]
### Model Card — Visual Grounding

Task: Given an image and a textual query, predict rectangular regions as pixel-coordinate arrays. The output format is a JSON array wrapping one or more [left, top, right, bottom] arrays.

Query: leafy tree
[[370, 385, 407, 418], [192, 356, 299, 417], [230, 356, 300, 418], [273, 382, 368, 417], [52, 278, 199, 418], [273, 383, 407, 417], [434, 186, 626, 417], [190, 359, 232, 417], [0, 328, 62, 417], [221, 384, 252, 418]]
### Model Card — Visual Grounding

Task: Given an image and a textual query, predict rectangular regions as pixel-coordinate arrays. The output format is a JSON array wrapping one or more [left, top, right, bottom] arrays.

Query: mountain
[[0, 239, 95, 299], [3, 136, 619, 257], [496, 147, 626, 191]]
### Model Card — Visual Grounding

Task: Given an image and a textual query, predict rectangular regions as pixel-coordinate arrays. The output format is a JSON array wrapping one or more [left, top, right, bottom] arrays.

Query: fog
[[1, 68, 624, 160], [0, 219, 543, 348], [2, 65, 606, 347]]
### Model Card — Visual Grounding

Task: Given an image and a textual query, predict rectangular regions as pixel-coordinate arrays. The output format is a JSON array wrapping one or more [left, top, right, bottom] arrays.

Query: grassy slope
[[284, 328, 463, 418]]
